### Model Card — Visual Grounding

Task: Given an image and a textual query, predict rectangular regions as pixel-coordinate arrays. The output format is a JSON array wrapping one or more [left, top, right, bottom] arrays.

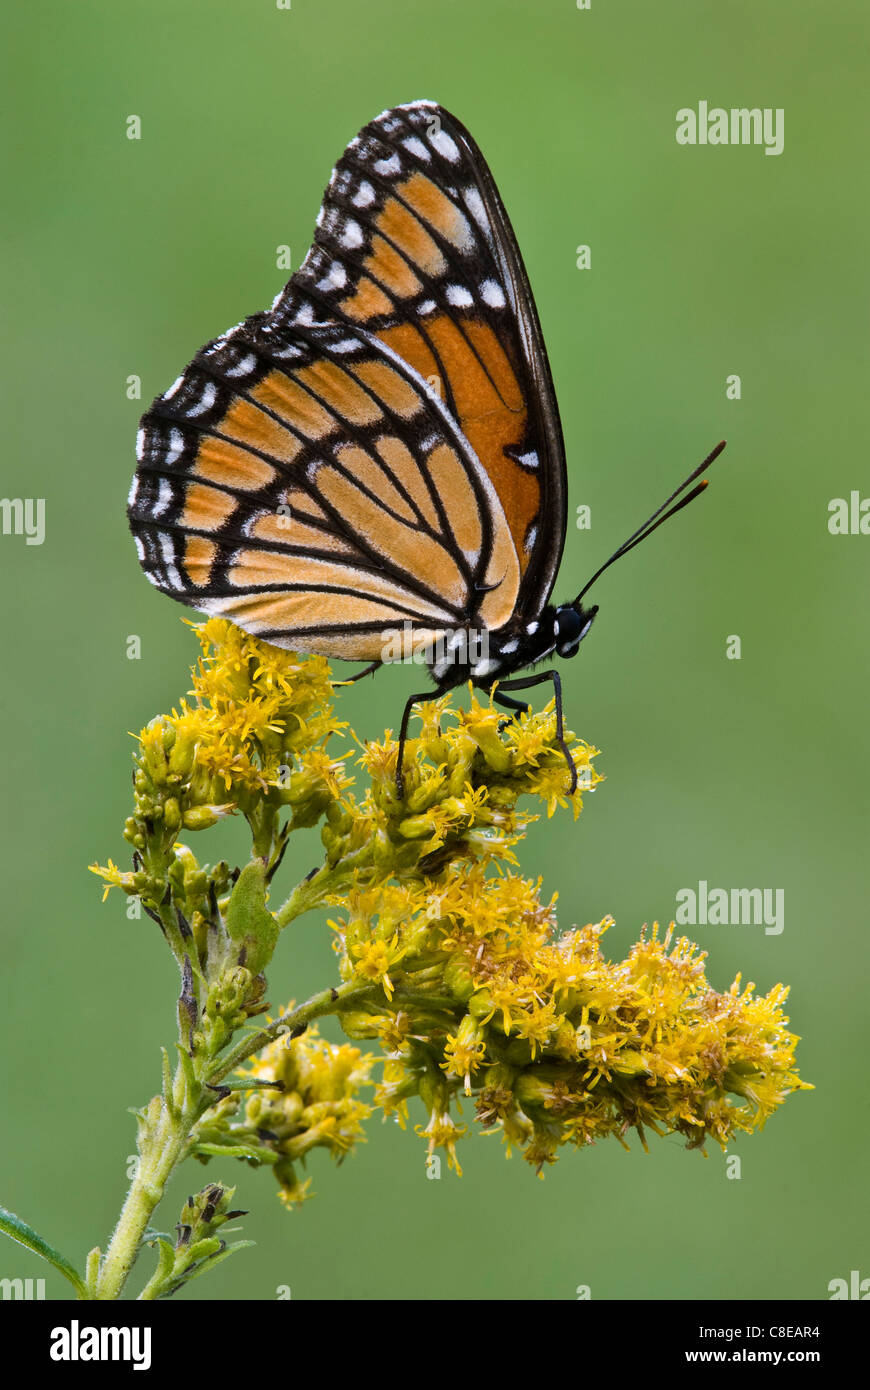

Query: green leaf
[[152, 1238, 176, 1283], [225, 861, 279, 973], [0, 1204, 87, 1298], [209, 1076, 285, 1094], [182, 1237, 222, 1265], [161, 1240, 255, 1298], [192, 1141, 279, 1164]]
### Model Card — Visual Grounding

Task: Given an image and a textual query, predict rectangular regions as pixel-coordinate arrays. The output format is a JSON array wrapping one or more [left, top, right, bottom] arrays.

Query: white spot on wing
[[431, 129, 460, 163], [446, 284, 473, 307], [317, 263, 347, 291], [167, 428, 184, 464], [163, 375, 184, 401], [463, 186, 489, 231], [373, 154, 401, 176], [352, 181, 376, 208], [135, 429, 145, 461], [184, 382, 217, 418], [480, 279, 506, 308], [153, 478, 173, 518], [225, 353, 257, 378], [158, 533, 183, 589], [341, 219, 364, 249], [402, 136, 429, 161], [293, 302, 331, 328]]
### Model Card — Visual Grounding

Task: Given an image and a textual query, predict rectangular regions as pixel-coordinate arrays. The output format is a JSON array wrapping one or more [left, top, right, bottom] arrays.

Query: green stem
[[275, 849, 374, 929], [94, 1061, 205, 1301], [95, 979, 373, 1297], [209, 980, 374, 1085], [274, 869, 332, 928], [94, 842, 371, 1297]]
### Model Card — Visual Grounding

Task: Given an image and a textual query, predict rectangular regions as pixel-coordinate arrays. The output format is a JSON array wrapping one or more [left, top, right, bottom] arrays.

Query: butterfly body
[[418, 600, 596, 691], [128, 99, 723, 794]]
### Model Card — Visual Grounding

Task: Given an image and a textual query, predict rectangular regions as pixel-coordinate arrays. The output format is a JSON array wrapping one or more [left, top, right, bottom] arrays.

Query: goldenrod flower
[[92, 617, 810, 1228], [190, 1019, 375, 1209]]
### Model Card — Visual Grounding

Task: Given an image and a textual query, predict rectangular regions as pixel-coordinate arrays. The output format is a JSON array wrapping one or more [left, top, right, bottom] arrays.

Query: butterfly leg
[[492, 691, 532, 716], [491, 670, 577, 795], [344, 660, 382, 684], [492, 689, 531, 734], [395, 689, 439, 800]]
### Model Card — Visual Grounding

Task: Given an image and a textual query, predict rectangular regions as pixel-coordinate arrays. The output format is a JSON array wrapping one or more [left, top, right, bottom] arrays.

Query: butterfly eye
[[554, 605, 583, 655], [554, 604, 597, 658]]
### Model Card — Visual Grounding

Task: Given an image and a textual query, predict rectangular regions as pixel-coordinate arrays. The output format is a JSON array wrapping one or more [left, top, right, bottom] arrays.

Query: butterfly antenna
[[574, 440, 726, 604]]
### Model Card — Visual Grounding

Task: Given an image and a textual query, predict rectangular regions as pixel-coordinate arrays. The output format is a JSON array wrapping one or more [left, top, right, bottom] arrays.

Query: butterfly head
[[553, 602, 598, 659]]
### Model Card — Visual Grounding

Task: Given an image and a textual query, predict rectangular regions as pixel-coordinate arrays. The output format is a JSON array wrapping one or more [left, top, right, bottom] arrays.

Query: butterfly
[[128, 99, 725, 796]]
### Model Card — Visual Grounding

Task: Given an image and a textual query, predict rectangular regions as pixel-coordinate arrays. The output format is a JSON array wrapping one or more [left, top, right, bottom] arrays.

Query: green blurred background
[[2, 0, 867, 1300]]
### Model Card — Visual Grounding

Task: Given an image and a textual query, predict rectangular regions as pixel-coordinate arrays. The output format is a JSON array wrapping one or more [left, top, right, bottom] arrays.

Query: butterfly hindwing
[[129, 309, 521, 658]]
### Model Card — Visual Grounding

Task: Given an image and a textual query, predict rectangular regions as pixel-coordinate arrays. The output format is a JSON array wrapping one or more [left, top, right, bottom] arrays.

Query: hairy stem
[[208, 979, 374, 1085], [94, 1060, 205, 1301]]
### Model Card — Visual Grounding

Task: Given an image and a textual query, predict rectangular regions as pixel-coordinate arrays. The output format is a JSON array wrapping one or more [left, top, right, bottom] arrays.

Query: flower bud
[[338, 1010, 384, 1039], [182, 804, 234, 831], [468, 988, 494, 1020], [418, 1072, 448, 1114], [467, 725, 511, 774], [398, 814, 436, 840], [406, 780, 445, 814], [444, 952, 475, 1002], [168, 726, 198, 778]]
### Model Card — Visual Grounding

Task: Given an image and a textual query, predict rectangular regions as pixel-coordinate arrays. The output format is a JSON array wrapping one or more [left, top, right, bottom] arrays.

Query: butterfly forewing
[[128, 101, 562, 657], [287, 100, 567, 621]]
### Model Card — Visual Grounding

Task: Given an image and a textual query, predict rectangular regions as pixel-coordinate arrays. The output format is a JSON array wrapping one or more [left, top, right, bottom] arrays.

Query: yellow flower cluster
[[332, 865, 810, 1174], [229, 1022, 374, 1208], [92, 618, 810, 1206], [176, 618, 345, 803], [91, 618, 349, 910]]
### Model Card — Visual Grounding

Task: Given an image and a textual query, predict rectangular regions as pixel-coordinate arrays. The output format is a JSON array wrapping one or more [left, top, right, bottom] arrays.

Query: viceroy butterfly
[[128, 100, 725, 795]]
